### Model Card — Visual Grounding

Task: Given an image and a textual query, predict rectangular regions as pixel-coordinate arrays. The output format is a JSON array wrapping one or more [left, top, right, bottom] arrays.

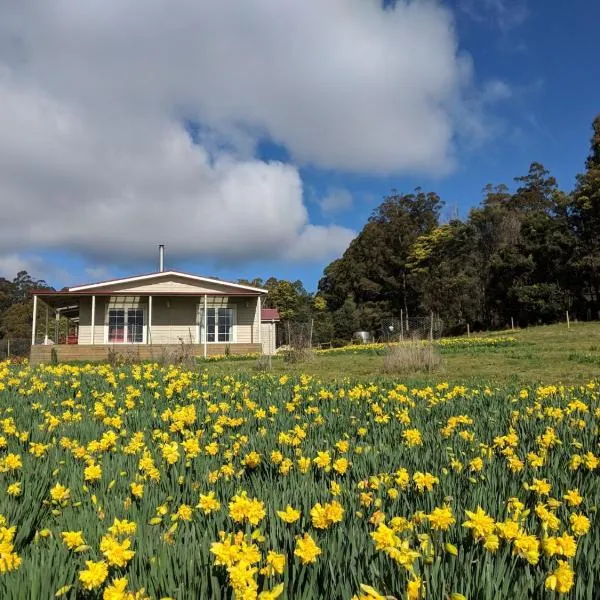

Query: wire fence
[[0, 339, 31, 360], [289, 314, 444, 351], [381, 314, 444, 342]]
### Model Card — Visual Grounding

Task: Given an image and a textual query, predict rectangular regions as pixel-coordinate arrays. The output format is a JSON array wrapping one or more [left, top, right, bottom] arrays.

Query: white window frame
[[104, 306, 147, 344], [198, 305, 237, 344]]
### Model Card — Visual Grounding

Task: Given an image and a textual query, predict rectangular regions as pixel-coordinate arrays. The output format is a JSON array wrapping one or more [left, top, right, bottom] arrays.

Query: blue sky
[[0, 0, 598, 292]]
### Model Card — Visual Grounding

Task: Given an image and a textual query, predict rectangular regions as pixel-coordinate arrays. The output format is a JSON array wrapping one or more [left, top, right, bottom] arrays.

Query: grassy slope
[[202, 321, 600, 384]]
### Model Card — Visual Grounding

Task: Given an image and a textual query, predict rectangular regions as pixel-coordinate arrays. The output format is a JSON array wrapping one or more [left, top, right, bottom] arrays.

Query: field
[[205, 322, 600, 385], [0, 354, 599, 599]]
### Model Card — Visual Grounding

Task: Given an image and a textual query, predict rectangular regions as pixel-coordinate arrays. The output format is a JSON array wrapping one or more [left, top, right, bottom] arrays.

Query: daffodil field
[[0, 361, 599, 599], [314, 336, 519, 357]]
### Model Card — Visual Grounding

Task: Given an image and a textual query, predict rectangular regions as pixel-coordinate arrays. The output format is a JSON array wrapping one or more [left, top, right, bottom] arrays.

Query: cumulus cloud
[[0, 0, 490, 269]]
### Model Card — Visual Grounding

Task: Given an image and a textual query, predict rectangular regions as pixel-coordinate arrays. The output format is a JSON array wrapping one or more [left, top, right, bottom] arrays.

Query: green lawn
[[202, 321, 600, 384]]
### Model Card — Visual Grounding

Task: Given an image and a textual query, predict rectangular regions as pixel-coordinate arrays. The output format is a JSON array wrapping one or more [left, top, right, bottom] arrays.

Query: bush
[[382, 341, 442, 375], [254, 355, 272, 372]]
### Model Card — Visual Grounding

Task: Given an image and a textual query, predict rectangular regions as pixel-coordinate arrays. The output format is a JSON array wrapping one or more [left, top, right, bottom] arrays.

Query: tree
[[262, 278, 311, 322], [332, 296, 360, 341], [0, 271, 53, 340], [569, 115, 600, 317], [407, 221, 483, 329], [319, 188, 443, 334], [0, 302, 36, 340]]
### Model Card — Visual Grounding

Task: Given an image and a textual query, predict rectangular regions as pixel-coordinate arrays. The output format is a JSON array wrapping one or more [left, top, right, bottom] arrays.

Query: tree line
[[315, 115, 600, 340], [0, 272, 52, 341]]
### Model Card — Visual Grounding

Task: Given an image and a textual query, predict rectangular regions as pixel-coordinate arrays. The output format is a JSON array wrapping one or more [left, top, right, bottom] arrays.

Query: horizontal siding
[[261, 322, 277, 355], [75, 296, 260, 347], [151, 297, 197, 344], [78, 297, 108, 344], [104, 275, 254, 295], [234, 298, 258, 344]]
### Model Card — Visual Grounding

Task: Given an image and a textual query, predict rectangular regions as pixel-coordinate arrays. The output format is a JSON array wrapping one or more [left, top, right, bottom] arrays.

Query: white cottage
[[30, 254, 279, 364]]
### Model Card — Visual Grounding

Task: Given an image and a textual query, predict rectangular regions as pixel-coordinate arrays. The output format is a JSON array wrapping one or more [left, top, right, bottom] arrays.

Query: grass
[[202, 321, 600, 385]]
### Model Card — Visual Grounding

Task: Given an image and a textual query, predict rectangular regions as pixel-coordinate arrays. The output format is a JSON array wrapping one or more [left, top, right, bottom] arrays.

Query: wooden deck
[[30, 343, 262, 365]]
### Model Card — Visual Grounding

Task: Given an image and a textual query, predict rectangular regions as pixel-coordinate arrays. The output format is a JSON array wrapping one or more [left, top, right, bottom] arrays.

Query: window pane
[[206, 308, 216, 341], [217, 308, 233, 342], [108, 309, 125, 342], [127, 309, 144, 343]]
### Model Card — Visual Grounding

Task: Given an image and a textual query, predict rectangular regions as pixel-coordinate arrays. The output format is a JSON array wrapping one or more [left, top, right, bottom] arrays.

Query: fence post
[[566, 311, 570, 329], [511, 317, 514, 331], [429, 312, 434, 342], [466, 323, 470, 338], [400, 309, 404, 341], [6, 339, 10, 358]]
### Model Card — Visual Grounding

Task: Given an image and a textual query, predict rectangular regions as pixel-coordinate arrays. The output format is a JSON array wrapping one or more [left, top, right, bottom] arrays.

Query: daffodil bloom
[[545, 560, 575, 593], [61, 531, 85, 550], [294, 533, 321, 564], [79, 560, 109, 590], [277, 505, 301, 524], [427, 506, 455, 531]]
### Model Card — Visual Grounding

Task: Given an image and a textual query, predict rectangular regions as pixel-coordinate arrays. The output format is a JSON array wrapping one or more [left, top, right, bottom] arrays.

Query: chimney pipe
[[158, 244, 165, 272]]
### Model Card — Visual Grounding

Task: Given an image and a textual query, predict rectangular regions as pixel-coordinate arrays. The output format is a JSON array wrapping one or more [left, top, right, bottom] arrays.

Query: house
[[30, 248, 280, 364]]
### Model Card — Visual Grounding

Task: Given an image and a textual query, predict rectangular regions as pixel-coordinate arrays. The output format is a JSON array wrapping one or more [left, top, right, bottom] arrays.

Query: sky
[[0, 0, 598, 292]]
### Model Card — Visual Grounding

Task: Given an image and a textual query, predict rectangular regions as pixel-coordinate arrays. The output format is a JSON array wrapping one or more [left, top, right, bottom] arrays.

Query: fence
[[0, 339, 31, 360], [293, 314, 445, 351], [381, 314, 444, 343]]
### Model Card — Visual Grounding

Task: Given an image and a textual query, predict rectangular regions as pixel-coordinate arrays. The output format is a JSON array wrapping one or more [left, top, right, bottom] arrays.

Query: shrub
[[254, 355, 272, 372], [382, 341, 442, 375]]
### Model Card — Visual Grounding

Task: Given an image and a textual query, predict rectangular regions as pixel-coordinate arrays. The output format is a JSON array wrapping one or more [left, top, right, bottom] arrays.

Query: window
[[108, 308, 144, 343], [202, 307, 234, 343], [108, 309, 125, 343], [127, 309, 144, 343]]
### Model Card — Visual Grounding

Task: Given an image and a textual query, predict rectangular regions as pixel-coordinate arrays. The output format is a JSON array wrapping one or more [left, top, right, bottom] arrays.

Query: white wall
[[77, 295, 260, 345], [260, 321, 277, 355]]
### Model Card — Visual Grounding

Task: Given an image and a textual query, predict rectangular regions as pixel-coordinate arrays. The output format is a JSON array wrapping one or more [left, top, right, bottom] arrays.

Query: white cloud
[[285, 225, 356, 262], [459, 0, 529, 33], [482, 80, 513, 103], [0, 253, 71, 286], [84, 266, 112, 282], [0, 0, 492, 269], [319, 189, 354, 214]]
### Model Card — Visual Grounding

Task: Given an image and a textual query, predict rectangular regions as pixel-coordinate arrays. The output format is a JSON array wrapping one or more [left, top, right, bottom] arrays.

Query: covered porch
[[31, 290, 264, 364]]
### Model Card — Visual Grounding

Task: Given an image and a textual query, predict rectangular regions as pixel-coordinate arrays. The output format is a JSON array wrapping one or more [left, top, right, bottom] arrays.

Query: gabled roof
[[68, 270, 267, 294], [261, 308, 280, 321]]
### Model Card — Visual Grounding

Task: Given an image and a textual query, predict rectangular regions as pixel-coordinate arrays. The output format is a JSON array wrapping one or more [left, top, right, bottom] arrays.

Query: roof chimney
[[158, 244, 165, 272]]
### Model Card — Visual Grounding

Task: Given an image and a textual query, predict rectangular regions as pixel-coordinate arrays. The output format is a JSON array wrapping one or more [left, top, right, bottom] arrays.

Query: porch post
[[257, 296, 261, 345], [55, 310, 59, 343], [148, 295, 152, 344], [31, 294, 38, 346], [91, 295, 96, 345], [203, 294, 208, 358], [44, 303, 49, 344]]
